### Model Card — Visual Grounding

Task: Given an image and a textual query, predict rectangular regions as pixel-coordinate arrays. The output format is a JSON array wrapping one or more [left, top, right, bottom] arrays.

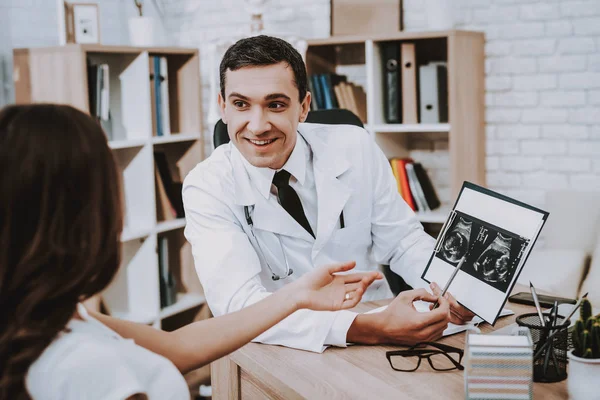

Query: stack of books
[[308, 73, 367, 122], [465, 333, 533, 400], [389, 158, 440, 213]]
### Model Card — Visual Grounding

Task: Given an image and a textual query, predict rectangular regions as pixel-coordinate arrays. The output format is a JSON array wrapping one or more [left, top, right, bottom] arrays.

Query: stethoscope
[[245, 205, 293, 281], [244, 205, 346, 281]]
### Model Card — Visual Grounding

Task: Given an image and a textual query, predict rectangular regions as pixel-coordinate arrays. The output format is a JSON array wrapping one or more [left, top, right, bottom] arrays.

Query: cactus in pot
[[571, 298, 600, 359]]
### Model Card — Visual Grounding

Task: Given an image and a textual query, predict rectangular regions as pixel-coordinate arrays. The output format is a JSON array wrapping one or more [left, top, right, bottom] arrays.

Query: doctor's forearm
[[346, 313, 386, 345]]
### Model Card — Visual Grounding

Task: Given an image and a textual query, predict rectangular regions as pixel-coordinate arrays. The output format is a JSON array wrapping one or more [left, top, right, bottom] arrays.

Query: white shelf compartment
[[415, 207, 451, 224], [367, 123, 450, 133], [103, 235, 161, 325], [152, 133, 201, 145], [155, 218, 186, 234], [159, 293, 206, 319]]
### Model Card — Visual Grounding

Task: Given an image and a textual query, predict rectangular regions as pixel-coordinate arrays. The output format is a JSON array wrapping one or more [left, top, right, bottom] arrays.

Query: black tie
[[272, 170, 315, 238]]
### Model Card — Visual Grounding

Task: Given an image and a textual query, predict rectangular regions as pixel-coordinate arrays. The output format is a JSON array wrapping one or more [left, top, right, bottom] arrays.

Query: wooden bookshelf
[[306, 30, 486, 223], [13, 44, 206, 329]]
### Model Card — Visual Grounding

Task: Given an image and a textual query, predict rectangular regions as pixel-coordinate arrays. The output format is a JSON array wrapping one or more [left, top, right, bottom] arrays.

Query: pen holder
[[516, 313, 569, 383]]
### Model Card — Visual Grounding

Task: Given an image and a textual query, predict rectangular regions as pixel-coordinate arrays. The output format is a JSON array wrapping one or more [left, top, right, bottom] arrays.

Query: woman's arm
[[91, 261, 381, 373]]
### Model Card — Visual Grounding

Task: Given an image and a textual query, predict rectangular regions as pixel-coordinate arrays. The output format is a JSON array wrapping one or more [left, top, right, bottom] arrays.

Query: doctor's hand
[[347, 288, 451, 346], [289, 261, 383, 312], [429, 282, 476, 325]]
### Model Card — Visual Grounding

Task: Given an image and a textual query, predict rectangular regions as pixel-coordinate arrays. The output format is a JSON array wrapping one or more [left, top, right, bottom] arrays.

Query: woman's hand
[[289, 261, 383, 311]]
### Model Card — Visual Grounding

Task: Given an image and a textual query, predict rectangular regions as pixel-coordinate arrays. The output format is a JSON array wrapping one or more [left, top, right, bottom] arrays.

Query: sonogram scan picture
[[441, 217, 471, 263], [473, 232, 511, 283], [436, 211, 528, 293]]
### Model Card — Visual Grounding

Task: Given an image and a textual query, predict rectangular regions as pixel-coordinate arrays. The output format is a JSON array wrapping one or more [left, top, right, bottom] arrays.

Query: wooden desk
[[211, 286, 569, 399]]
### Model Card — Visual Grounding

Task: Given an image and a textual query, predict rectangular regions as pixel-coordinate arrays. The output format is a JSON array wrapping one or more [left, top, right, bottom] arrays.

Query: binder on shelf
[[418, 62, 448, 124], [381, 42, 401, 123], [149, 58, 158, 136], [153, 56, 163, 136], [159, 57, 171, 136], [87, 62, 112, 139], [401, 43, 418, 124], [158, 236, 177, 308]]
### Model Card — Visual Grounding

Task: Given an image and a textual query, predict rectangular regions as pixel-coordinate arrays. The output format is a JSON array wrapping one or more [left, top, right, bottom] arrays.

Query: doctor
[[183, 35, 474, 353]]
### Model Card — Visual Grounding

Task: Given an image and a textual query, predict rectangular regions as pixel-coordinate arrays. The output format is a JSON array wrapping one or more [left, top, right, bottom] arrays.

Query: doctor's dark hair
[[219, 35, 309, 103], [0, 104, 123, 399]]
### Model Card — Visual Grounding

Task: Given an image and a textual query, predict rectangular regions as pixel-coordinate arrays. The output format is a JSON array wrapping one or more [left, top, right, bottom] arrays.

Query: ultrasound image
[[435, 211, 529, 292]]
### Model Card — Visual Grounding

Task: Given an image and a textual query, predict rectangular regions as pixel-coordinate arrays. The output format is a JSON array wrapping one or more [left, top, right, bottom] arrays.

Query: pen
[[534, 292, 588, 359], [542, 301, 560, 376], [432, 256, 467, 310], [529, 281, 546, 327]]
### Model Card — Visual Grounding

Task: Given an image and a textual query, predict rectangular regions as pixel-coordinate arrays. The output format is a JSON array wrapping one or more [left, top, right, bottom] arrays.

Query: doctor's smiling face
[[218, 36, 311, 170]]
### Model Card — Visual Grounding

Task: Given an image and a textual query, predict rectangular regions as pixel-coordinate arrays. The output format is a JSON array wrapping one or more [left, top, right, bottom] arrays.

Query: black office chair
[[213, 108, 412, 295]]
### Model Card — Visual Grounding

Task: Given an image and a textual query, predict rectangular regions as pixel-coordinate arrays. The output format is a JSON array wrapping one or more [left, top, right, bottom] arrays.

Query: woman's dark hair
[[0, 104, 123, 399], [219, 35, 309, 102]]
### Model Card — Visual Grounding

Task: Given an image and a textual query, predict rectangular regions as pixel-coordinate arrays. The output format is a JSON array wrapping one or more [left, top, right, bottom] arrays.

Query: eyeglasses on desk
[[385, 342, 464, 372]]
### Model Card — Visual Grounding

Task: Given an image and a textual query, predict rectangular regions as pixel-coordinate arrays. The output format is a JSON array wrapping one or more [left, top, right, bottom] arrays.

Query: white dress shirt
[[238, 134, 356, 346]]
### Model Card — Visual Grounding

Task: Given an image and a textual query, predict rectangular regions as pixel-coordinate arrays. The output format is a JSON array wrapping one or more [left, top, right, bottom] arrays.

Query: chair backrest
[[212, 108, 364, 149]]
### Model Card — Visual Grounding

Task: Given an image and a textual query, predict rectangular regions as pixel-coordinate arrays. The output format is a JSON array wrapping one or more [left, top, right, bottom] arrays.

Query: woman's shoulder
[[26, 326, 144, 400]]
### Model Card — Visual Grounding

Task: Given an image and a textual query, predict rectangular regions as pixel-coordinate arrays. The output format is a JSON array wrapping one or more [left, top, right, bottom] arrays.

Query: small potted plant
[[568, 298, 600, 400]]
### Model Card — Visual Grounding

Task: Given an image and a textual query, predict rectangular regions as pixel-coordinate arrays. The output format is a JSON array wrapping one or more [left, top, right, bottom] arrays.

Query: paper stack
[[465, 331, 533, 400]]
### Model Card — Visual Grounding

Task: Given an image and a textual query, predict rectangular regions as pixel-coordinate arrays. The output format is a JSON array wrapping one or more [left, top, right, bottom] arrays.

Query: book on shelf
[[389, 158, 440, 213], [150, 56, 171, 137], [158, 236, 177, 308], [308, 73, 367, 122], [87, 62, 112, 139], [155, 165, 177, 221], [154, 151, 185, 218]]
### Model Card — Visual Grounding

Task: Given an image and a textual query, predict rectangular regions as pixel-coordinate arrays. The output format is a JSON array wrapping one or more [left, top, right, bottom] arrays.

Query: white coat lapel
[[301, 127, 352, 253], [230, 145, 313, 242]]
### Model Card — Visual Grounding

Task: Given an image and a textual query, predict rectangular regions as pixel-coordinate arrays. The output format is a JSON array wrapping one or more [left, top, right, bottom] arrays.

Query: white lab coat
[[182, 123, 435, 352]]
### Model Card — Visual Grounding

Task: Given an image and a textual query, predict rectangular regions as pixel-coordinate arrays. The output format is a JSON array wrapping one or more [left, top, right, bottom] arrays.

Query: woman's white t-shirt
[[26, 304, 189, 400]]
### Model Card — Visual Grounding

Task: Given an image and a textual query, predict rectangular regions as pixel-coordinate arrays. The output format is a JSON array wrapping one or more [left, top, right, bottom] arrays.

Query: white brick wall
[[405, 0, 600, 203], [2, 0, 599, 206]]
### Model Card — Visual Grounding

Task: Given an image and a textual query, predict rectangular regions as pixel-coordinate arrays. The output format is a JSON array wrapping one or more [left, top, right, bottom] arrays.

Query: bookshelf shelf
[[155, 218, 186, 234], [152, 133, 201, 145], [367, 123, 450, 133], [13, 44, 207, 328], [109, 138, 148, 150], [159, 293, 206, 320], [121, 227, 152, 242]]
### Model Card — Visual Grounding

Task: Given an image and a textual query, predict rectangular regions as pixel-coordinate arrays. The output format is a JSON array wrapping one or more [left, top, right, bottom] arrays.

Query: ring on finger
[[345, 293, 351, 300]]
